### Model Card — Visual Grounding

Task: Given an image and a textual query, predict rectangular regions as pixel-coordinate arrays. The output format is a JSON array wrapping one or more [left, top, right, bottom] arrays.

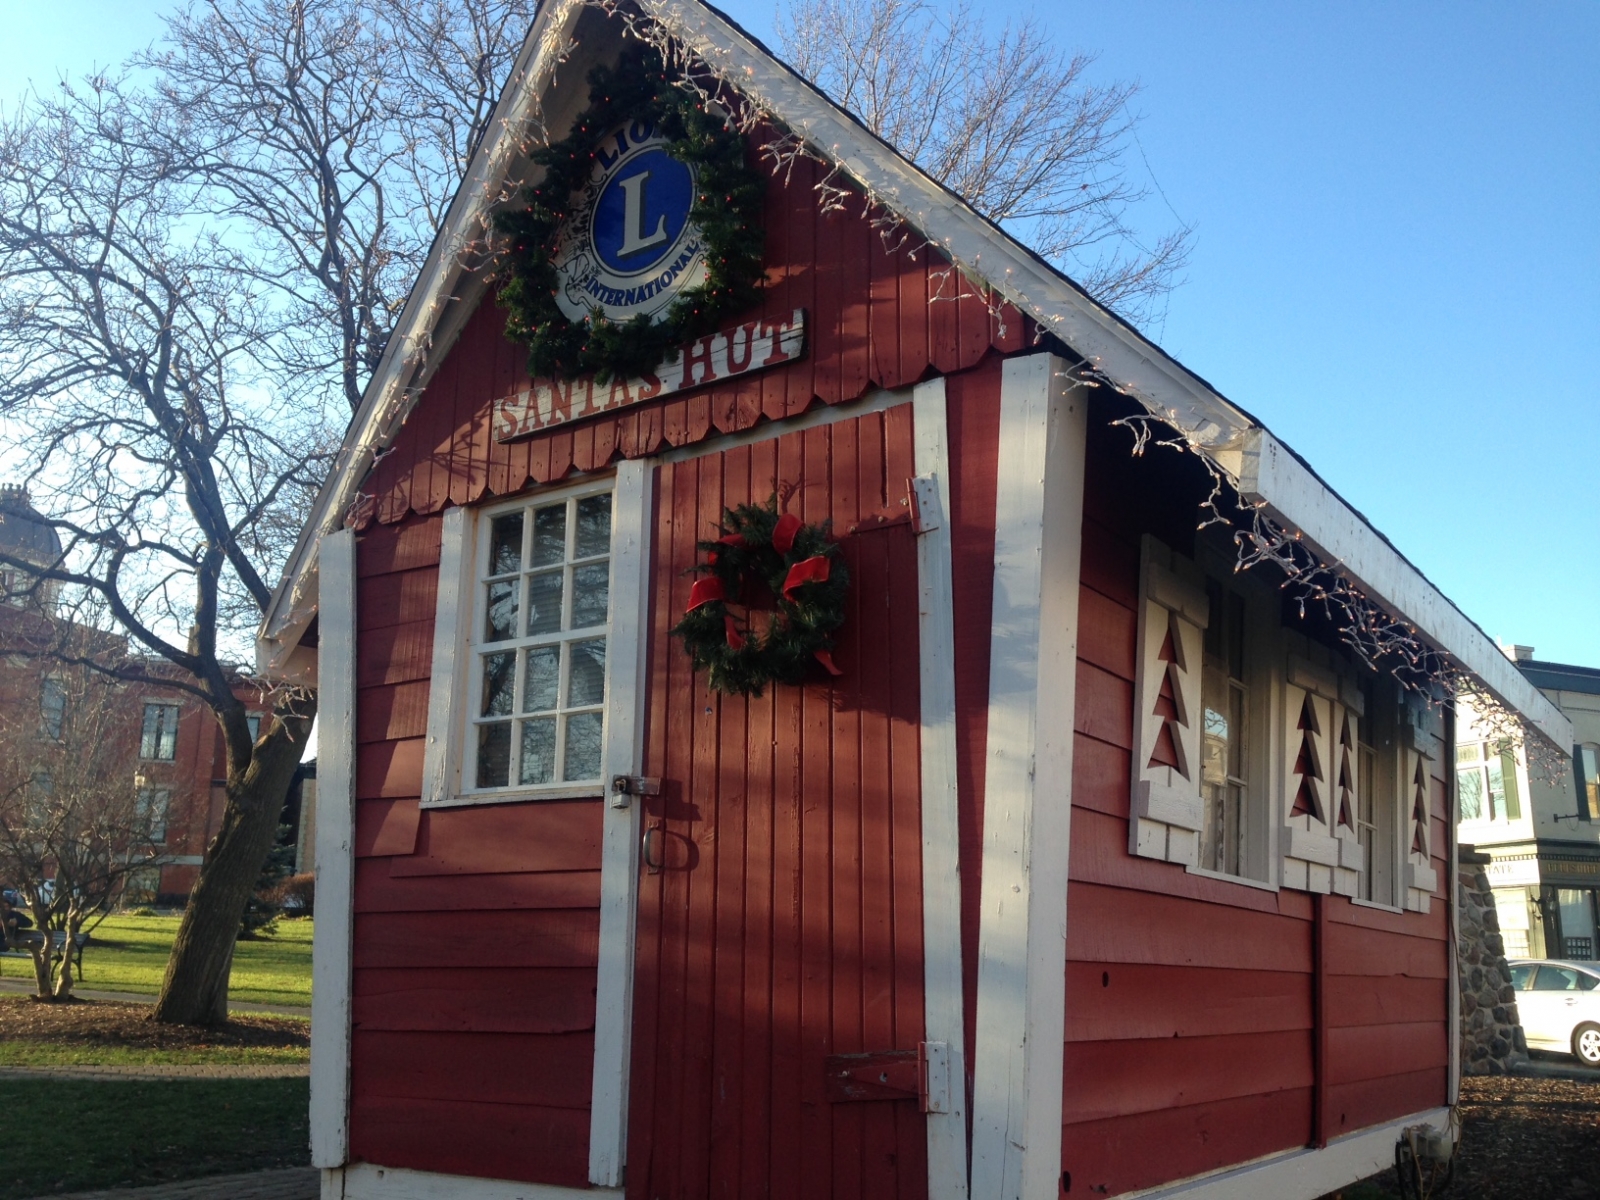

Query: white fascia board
[[255, 0, 590, 660], [1239, 429, 1571, 750]]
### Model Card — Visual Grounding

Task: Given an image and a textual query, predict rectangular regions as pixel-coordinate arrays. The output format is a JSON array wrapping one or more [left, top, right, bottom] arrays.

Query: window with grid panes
[[1199, 579, 1249, 877], [466, 485, 613, 793]]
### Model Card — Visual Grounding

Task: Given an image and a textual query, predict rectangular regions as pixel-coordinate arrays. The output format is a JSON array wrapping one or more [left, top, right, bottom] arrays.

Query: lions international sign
[[495, 309, 806, 443], [552, 121, 708, 323]]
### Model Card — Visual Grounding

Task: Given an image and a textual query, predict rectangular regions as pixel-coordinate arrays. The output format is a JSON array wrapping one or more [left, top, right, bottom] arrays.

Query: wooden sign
[[495, 309, 806, 443]]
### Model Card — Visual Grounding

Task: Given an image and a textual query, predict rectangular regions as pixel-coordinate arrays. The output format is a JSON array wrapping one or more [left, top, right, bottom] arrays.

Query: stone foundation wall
[[1458, 849, 1528, 1075]]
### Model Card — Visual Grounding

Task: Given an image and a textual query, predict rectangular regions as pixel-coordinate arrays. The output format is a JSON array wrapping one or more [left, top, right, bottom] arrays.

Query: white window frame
[[136, 786, 171, 845], [139, 701, 181, 761], [422, 474, 636, 809]]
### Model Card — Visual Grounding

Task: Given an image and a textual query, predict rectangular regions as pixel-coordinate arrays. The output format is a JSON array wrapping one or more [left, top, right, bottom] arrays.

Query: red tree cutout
[[1147, 614, 1190, 778], [1336, 712, 1356, 830], [1290, 694, 1325, 821], [1411, 756, 1430, 857]]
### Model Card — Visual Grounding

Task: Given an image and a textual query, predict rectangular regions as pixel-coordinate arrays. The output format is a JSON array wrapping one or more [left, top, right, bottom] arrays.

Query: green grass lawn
[[0, 914, 313, 1008], [0, 1078, 309, 1200], [0, 1040, 309, 1067]]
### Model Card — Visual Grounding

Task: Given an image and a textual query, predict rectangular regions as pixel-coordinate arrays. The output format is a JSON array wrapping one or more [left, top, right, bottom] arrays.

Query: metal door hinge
[[908, 475, 943, 535], [822, 1041, 950, 1113], [611, 774, 661, 808]]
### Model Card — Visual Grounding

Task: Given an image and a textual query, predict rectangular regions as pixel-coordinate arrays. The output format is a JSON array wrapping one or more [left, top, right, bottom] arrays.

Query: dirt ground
[[0, 994, 308, 1053], [1327, 1072, 1600, 1200]]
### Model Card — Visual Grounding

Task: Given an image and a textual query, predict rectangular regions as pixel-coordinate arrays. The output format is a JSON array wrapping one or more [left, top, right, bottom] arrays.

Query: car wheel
[[1574, 1024, 1600, 1068]]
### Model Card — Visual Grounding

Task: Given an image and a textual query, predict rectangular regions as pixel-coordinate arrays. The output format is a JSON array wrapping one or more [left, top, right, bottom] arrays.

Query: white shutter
[[1281, 654, 1366, 895], [1129, 537, 1208, 866], [1402, 696, 1439, 912]]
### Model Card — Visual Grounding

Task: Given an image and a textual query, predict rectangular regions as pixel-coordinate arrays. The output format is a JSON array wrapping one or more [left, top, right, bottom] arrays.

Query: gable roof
[[257, 0, 1570, 752]]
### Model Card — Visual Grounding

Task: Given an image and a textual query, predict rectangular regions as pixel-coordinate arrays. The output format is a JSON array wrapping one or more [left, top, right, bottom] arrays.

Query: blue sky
[[5, 1, 1597, 665]]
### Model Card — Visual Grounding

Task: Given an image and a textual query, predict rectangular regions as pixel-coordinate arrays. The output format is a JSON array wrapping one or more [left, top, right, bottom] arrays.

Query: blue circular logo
[[591, 147, 695, 276], [552, 123, 706, 325]]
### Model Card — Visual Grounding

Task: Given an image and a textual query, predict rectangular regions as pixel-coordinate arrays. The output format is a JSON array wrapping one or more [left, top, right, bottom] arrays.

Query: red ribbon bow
[[781, 554, 830, 600], [686, 576, 725, 612], [813, 649, 843, 676], [724, 615, 746, 650], [771, 512, 801, 555]]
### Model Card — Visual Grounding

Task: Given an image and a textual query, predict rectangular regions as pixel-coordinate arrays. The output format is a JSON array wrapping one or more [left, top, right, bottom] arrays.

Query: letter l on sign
[[618, 172, 668, 256]]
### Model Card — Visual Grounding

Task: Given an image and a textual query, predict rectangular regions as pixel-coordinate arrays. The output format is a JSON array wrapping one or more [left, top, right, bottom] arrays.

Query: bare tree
[[0, 0, 538, 1024], [0, 664, 168, 1002], [777, 0, 1190, 325]]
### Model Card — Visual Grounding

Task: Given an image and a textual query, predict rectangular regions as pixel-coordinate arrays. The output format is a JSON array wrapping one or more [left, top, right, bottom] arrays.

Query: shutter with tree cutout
[[1401, 695, 1439, 912], [1282, 655, 1366, 895], [1129, 537, 1209, 866]]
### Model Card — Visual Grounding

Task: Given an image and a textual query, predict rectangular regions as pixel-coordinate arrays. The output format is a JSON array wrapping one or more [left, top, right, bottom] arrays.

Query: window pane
[[485, 580, 519, 641], [141, 704, 161, 758], [575, 494, 612, 557], [532, 504, 566, 566], [526, 571, 564, 634], [564, 712, 604, 781], [40, 680, 65, 739], [1500, 752, 1521, 820], [481, 652, 516, 716], [476, 723, 511, 788], [159, 709, 178, 760], [523, 645, 560, 712], [1510, 963, 1534, 990], [1458, 767, 1484, 820], [520, 718, 557, 785], [1487, 757, 1507, 819], [571, 562, 610, 628], [569, 638, 607, 706], [489, 513, 523, 575]]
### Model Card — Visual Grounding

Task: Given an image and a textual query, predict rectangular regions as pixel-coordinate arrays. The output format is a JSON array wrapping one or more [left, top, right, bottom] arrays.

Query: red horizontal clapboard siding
[[352, 966, 597, 1033], [353, 1030, 595, 1109], [1060, 431, 1452, 1195], [357, 149, 1033, 529], [346, 514, 607, 1187], [1059, 1089, 1316, 1199], [354, 860, 601, 913], [1067, 963, 1311, 1042], [349, 1095, 590, 1188]]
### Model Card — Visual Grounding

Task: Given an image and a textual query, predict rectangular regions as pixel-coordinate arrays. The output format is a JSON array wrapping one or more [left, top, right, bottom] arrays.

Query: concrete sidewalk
[[31, 1167, 318, 1200], [0, 977, 310, 1018]]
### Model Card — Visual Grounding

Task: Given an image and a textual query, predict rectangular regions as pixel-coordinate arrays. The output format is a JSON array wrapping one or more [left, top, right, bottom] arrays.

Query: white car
[[1509, 959, 1600, 1066]]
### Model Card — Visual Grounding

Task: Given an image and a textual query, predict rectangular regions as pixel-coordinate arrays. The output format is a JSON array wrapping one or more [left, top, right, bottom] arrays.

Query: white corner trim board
[[587, 459, 653, 1187], [911, 376, 970, 1200], [970, 353, 1088, 1200], [1237, 430, 1569, 751], [1121, 1107, 1454, 1200], [310, 528, 358, 1169], [420, 507, 472, 807], [330, 1164, 621, 1200]]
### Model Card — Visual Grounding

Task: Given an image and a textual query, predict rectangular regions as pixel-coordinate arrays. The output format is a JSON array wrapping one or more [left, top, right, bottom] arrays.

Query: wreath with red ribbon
[[672, 497, 849, 697]]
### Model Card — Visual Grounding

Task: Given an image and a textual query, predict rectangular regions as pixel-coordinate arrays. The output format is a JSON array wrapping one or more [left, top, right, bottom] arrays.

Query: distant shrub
[[277, 873, 315, 917], [123, 905, 157, 917]]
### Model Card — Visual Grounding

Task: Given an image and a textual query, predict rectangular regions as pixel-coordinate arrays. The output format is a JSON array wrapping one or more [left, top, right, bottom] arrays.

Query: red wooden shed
[[258, 5, 1571, 1199]]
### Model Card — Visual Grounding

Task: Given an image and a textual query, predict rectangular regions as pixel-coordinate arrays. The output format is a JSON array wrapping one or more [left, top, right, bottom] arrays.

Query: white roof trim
[[257, 0, 1568, 751]]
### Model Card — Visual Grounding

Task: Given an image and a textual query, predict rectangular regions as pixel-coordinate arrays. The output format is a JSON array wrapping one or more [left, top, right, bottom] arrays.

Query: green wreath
[[494, 42, 766, 383], [672, 497, 850, 697]]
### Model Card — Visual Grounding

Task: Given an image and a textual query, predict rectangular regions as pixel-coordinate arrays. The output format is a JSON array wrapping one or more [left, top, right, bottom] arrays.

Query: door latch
[[611, 774, 661, 808]]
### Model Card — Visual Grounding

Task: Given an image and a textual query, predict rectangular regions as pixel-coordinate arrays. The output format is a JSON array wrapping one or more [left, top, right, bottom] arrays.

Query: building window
[[140, 703, 180, 761], [464, 484, 613, 794], [39, 679, 66, 740], [1457, 741, 1520, 821], [1355, 680, 1399, 906], [1199, 579, 1250, 877], [1576, 745, 1600, 821], [247, 713, 262, 743], [136, 787, 171, 844]]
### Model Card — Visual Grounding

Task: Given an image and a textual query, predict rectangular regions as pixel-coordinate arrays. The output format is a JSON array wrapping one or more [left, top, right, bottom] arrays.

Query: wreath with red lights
[[672, 497, 849, 697]]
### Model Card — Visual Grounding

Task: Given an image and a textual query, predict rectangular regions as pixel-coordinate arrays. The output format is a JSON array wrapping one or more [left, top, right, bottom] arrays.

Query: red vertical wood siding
[[1057, 409, 1451, 1197], [355, 152, 1031, 529], [346, 517, 603, 1190], [625, 406, 928, 1200]]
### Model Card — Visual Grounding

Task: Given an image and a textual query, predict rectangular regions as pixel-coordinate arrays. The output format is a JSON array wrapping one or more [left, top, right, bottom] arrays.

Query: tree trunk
[[152, 707, 315, 1025], [52, 911, 80, 1000], [26, 898, 50, 999]]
